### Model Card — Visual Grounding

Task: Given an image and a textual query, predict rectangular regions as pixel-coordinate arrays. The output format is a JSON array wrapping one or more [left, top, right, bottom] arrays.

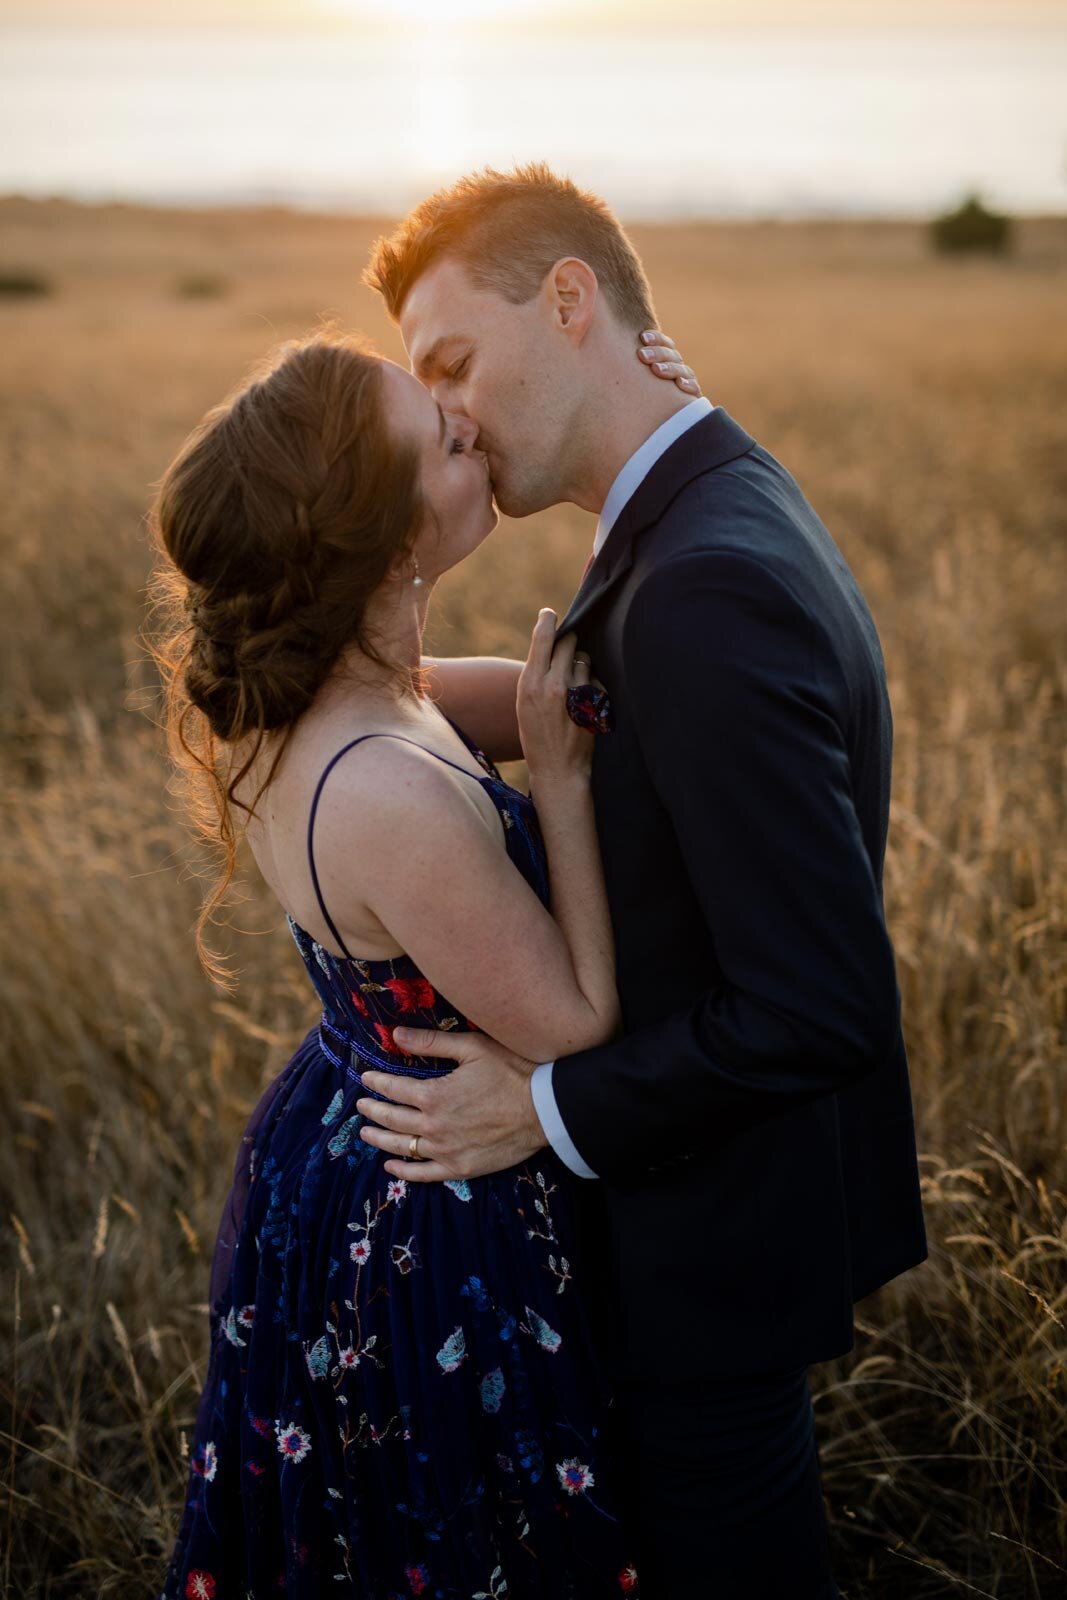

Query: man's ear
[[545, 256, 598, 344]]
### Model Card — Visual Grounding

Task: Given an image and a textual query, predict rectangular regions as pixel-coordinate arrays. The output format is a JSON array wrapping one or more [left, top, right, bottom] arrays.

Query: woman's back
[[238, 687, 509, 960]]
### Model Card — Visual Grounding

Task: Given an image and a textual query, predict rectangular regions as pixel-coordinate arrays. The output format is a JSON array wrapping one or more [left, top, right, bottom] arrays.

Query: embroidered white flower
[[350, 1237, 372, 1265], [192, 1438, 218, 1482], [275, 1421, 312, 1463], [556, 1457, 595, 1495]]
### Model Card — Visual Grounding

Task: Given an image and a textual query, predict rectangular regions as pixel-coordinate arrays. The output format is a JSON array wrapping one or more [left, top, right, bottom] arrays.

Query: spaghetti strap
[[305, 732, 493, 960]]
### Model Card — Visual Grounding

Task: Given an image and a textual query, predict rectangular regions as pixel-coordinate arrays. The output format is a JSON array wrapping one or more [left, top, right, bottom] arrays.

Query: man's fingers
[[389, 1027, 466, 1059], [358, 1069, 430, 1104], [355, 1094, 421, 1133], [383, 1157, 452, 1183], [359, 1121, 430, 1158]]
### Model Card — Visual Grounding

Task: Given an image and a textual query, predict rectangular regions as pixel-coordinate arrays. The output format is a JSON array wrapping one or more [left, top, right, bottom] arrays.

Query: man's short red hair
[[363, 161, 657, 333]]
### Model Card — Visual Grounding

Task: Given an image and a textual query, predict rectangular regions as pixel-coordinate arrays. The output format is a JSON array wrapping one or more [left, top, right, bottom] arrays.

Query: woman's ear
[[384, 545, 417, 587]]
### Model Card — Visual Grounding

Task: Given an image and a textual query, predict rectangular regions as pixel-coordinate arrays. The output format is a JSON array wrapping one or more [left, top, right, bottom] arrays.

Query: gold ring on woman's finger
[[408, 1133, 422, 1160]]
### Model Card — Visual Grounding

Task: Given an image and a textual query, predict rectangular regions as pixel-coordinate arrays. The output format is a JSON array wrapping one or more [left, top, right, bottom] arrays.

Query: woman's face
[[382, 360, 498, 581]]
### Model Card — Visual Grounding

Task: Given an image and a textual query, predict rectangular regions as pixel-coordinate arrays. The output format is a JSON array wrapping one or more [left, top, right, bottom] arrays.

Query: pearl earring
[[412, 555, 423, 588]]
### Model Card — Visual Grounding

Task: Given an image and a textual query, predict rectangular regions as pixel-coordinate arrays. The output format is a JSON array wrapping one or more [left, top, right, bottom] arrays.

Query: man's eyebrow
[[414, 334, 467, 380]]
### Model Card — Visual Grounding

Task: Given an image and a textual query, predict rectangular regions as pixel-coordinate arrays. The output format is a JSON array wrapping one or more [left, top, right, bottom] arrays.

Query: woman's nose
[[443, 410, 480, 452]]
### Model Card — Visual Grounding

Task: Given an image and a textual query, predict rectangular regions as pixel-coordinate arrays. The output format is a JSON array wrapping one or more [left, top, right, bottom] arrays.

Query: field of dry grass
[[1, 198, 1065, 1597]]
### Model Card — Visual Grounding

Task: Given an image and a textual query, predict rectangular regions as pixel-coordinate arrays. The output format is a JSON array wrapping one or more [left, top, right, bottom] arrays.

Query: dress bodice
[[286, 716, 548, 1099]]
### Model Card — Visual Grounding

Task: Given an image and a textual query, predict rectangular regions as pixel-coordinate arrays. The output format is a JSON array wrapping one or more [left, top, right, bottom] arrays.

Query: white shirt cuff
[[530, 1060, 600, 1180]]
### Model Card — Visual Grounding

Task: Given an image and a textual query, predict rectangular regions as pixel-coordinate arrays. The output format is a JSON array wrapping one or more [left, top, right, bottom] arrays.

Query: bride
[[150, 324, 694, 1598]]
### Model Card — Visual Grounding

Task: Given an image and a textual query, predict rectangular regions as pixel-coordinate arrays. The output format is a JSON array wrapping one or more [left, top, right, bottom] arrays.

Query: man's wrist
[[522, 1073, 549, 1151]]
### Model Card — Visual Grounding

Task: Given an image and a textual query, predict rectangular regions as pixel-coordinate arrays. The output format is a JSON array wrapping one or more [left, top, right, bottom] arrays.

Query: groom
[[355, 163, 928, 1598]]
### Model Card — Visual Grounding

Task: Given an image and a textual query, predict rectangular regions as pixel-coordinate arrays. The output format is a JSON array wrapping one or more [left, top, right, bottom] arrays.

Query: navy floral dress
[[159, 716, 641, 1600]]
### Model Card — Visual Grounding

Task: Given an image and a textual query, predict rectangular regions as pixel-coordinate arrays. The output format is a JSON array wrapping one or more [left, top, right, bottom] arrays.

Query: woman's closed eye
[[448, 355, 470, 382]]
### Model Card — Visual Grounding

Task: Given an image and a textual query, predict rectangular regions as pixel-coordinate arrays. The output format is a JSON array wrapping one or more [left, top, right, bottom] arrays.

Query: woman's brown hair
[[145, 329, 424, 988]]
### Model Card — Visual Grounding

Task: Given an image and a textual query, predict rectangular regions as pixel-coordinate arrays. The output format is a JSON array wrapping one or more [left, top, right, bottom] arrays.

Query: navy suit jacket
[[549, 407, 928, 1382]]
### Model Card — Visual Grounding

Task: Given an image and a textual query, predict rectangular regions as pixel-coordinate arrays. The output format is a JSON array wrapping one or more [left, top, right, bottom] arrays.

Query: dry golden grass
[[1, 198, 1065, 1597]]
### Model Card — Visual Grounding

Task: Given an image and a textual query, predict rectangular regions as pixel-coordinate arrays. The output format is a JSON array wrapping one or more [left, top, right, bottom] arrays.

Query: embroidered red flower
[[374, 1023, 412, 1057], [384, 976, 435, 1013], [619, 1563, 640, 1592], [185, 1573, 216, 1600], [349, 987, 370, 1017], [404, 1563, 429, 1595]]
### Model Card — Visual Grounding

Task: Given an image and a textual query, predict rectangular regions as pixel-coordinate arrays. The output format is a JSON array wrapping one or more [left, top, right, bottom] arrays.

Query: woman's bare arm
[[421, 655, 523, 763]]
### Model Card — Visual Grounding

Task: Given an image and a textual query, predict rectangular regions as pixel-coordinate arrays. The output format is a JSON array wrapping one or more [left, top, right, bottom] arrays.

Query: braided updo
[[145, 329, 424, 984]]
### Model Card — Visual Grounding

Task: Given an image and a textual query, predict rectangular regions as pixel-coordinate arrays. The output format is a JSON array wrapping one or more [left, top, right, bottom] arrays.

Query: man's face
[[399, 256, 575, 519]]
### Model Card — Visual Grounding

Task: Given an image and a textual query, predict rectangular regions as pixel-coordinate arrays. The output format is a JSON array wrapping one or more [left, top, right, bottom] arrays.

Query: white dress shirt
[[529, 395, 716, 1179]]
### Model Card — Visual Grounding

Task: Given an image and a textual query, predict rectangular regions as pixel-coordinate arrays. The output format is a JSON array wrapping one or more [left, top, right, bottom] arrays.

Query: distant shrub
[[174, 273, 228, 299], [0, 270, 52, 297], [930, 193, 1013, 256]]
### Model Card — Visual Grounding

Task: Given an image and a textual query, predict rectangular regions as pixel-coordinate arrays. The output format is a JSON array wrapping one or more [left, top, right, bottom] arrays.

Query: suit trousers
[[605, 1363, 842, 1599]]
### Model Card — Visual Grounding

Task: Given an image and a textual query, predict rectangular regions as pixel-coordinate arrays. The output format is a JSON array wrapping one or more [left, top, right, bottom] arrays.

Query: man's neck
[[565, 379, 698, 516]]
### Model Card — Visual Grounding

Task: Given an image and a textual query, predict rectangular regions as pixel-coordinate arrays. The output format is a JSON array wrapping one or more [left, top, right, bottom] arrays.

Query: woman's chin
[[449, 516, 498, 572]]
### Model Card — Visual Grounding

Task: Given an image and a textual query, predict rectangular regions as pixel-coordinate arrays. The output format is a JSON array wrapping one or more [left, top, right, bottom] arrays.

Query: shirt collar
[[593, 396, 715, 557]]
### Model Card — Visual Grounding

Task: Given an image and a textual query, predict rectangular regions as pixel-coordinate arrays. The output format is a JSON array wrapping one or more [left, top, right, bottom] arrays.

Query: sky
[[1, 0, 1064, 216], [4, 0, 1067, 28]]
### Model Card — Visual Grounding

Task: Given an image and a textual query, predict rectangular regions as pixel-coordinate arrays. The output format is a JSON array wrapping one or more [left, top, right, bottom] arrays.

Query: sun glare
[[346, 0, 539, 21]]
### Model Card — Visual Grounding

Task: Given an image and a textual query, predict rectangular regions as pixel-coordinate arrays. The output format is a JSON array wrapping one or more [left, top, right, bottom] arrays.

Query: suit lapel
[[556, 408, 757, 638]]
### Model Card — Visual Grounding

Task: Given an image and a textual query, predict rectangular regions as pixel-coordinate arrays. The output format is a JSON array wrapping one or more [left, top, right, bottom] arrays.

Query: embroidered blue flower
[[460, 1275, 492, 1312], [436, 1325, 467, 1373], [321, 1087, 344, 1126], [304, 1335, 330, 1380], [523, 1307, 562, 1353], [479, 1368, 506, 1413], [327, 1114, 361, 1158]]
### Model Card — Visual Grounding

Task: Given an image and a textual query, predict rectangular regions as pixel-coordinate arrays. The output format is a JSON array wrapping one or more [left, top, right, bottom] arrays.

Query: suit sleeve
[[529, 1061, 601, 1179], [549, 546, 902, 1185]]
